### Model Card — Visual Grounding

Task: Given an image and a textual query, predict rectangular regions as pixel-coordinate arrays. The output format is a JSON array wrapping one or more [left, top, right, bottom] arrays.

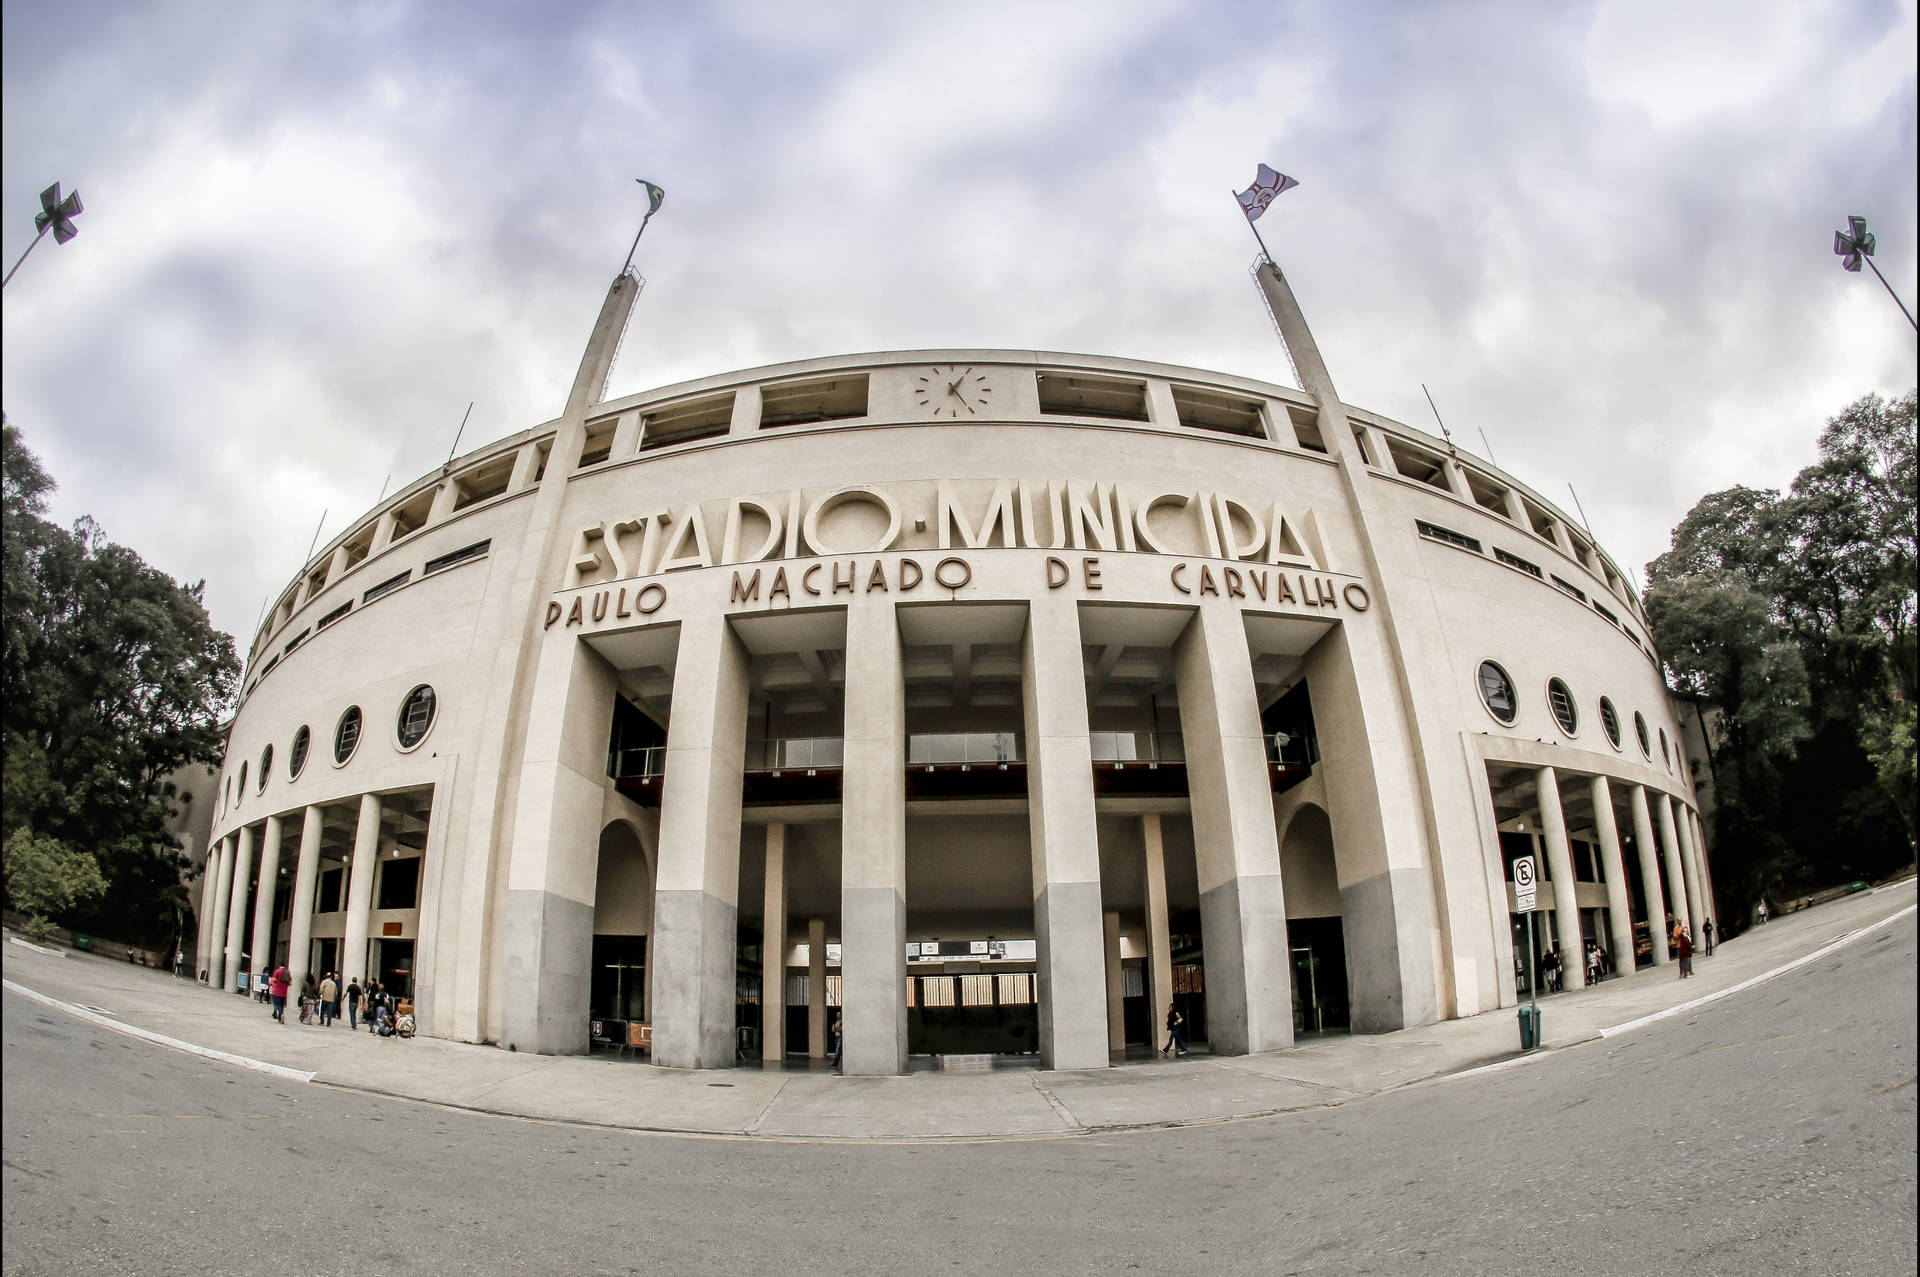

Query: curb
[[3, 979, 316, 1085]]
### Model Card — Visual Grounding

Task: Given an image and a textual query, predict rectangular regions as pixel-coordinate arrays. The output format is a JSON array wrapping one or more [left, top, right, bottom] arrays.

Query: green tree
[[1, 423, 238, 944], [3, 828, 108, 942], [1648, 390, 1918, 924]]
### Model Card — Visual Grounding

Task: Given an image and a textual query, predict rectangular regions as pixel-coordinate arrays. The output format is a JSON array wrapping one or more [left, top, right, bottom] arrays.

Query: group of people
[[255, 965, 407, 1034], [1670, 917, 1713, 978], [1539, 943, 1609, 992]]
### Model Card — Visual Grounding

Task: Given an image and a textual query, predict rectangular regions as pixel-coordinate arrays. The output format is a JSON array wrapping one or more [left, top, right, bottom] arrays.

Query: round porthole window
[[396, 684, 437, 751], [1599, 698, 1622, 750], [258, 745, 273, 792], [1634, 711, 1651, 757], [334, 706, 363, 765], [1546, 678, 1579, 735], [1477, 661, 1518, 725], [289, 725, 311, 779]]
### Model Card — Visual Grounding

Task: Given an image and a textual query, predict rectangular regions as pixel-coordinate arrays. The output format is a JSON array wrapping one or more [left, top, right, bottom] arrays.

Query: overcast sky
[[3, 0, 1914, 648]]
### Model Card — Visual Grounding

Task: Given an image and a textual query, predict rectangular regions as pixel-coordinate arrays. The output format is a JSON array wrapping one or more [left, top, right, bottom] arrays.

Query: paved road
[[5, 917, 1913, 1276]]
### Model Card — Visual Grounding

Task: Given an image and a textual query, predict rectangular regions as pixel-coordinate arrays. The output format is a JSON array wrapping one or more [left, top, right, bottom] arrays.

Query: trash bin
[[1517, 1004, 1542, 1051], [71, 933, 94, 952]]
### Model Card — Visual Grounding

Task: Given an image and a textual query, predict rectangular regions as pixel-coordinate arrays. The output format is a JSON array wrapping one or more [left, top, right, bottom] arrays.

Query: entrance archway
[[1279, 803, 1350, 1032], [590, 818, 654, 1026]]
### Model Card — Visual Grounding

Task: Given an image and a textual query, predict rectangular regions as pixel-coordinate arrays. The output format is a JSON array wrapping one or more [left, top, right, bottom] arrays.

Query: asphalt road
[[5, 916, 1914, 1277]]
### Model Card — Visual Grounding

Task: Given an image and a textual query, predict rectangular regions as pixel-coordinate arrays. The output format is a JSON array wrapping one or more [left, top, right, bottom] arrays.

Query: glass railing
[[608, 744, 666, 781], [907, 731, 1023, 766], [1088, 730, 1186, 764], [1267, 731, 1319, 768], [745, 737, 845, 771]]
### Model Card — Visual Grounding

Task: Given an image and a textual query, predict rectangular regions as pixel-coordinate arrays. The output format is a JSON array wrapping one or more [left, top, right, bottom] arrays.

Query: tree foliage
[[1647, 391, 1918, 922], [1, 422, 239, 943], [3, 828, 107, 940]]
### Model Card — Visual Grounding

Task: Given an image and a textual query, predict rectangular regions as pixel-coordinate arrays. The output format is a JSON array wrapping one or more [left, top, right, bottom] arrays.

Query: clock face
[[916, 365, 992, 417]]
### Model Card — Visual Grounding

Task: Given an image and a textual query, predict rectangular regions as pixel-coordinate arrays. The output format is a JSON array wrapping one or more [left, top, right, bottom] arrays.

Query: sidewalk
[[6, 879, 1913, 1142]]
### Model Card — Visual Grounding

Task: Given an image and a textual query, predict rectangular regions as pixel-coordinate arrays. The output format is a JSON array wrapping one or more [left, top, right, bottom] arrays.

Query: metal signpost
[[1513, 856, 1542, 1050]]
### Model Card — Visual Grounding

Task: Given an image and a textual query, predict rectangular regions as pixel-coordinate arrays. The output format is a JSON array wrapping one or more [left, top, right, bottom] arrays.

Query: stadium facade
[[190, 264, 1716, 1073]]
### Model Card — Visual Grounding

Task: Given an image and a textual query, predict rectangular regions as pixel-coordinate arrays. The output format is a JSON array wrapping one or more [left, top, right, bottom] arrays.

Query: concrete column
[[1173, 604, 1293, 1054], [725, 384, 763, 437], [1020, 591, 1110, 1069], [428, 479, 459, 525], [204, 837, 233, 985], [609, 409, 642, 458], [370, 508, 400, 554], [507, 440, 539, 491], [327, 542, 351, 581], [1675, 802, 1706, 936], [840, 597, 907, 1075], [1103, 911, 1126, 1052], [1689, 808, 1718, 928], [651, 614, 750, 1069], [499, 634, 621, 1054], [1588, 776, 1635, 978], [1656, 794, 1691, 936], [222, 824, 256, 991], [808, 917, 827, 1060], [286, 806, 325, 994], [1627, 785, 1670, 965], [195, 842, 220, 980], [761, 824, 787, 1063], [247, 814, 286, 978], [1141, 814, 1175, 1042], [1534, 767, 1585, 990], [341, 793, 383, 987]]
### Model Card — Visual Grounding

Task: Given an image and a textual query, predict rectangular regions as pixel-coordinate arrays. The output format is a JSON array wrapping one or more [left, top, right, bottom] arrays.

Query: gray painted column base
[[1199, 874, 1295, 1055], [1035, 881, 1111, 1070], [501, 889, 595, 1055], [841, 886, 906, 1075], [651, 888, 740, 1069], [1340, 869, 1430, 1033]]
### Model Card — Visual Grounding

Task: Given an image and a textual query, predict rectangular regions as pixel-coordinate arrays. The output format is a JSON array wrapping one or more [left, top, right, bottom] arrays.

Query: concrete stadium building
[[190, 264, 1718, 1074]]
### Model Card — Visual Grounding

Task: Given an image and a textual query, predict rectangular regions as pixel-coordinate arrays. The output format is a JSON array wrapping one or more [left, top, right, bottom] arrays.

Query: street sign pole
[[1513, 855, 1541, 1049]]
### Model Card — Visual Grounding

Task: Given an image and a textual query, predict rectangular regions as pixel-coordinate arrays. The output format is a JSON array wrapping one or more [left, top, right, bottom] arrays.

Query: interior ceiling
[[1486, 764, 1627, 839], [584, 602, 1341, 725], [286, 785, 435, 870]]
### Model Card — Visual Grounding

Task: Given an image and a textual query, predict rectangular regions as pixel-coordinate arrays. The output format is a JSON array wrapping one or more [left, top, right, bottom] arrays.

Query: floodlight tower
[[3, 182, 84, 290], [1833, 215, 1917, 331]]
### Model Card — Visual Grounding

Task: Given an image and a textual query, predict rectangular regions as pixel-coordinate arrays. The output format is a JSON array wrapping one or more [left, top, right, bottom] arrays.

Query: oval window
[[289, 725, 311, 779], [1477, 661, 1518, 725], [334, 706, 363, 765], [237, 761, 248, 798], [396, 684, 437, 751], [1634, 711, 1651, 757], [1546, 678, 1579, 735], [258, 745, 273, 792], [1659, 727, 1670, 768], [1599, 697, 1622, 750]]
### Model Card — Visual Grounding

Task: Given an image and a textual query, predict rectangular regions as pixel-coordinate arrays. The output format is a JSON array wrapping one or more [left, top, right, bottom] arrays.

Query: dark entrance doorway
[[1287, 916, 1350, 1033]]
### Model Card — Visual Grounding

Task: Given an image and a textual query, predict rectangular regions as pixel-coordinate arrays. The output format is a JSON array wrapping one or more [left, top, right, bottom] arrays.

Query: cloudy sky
[[3, 0, 1914, 650]]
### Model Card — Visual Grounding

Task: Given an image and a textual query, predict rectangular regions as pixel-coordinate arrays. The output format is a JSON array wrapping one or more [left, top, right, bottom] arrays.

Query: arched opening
[[589, 818, 654, 1031], [1280, 803, 1350, 1033]]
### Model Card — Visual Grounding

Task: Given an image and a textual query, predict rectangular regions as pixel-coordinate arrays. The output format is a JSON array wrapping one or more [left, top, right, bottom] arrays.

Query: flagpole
[[1861, 254, 1918, 330], [620, 209, 656, 277], [1234, 191, 1275, 265]]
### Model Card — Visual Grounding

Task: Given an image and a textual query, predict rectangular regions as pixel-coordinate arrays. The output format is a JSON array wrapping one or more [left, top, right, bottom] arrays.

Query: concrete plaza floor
[[6, 878, 1913, 1142]]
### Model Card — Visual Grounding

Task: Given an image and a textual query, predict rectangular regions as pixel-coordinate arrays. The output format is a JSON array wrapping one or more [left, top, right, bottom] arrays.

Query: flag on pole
[[1236, 164, 1297, 222], [639, 180, 666, 216]]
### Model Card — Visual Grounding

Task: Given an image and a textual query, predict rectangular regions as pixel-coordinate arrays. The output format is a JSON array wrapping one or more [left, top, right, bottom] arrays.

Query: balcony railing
[[746, 736, 845, 771], [1088, 731, 1186, 764], [608, 744, 666, 781], [907, 731, 1023, 766]]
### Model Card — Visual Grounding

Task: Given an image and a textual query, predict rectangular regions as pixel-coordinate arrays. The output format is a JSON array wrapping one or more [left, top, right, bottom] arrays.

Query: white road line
[[1599, 903, 1917, 1039], [3, 979, 315, 1085]]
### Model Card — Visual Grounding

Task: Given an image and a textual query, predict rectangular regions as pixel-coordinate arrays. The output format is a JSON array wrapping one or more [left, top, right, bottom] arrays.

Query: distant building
[[193, 265, 1716, 1073]]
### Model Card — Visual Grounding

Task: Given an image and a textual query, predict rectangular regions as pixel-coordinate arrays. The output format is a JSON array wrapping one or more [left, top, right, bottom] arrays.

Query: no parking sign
[[1514, 856, 1538, 913]]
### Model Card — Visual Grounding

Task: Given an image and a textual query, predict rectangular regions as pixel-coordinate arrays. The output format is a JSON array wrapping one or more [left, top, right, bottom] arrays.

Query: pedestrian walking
[[1542, 946, 1561, 993], [831, 1013, 843, 1069], [364, 980, 382, 1033], [172, 947, 184, 979], [1162, 1003, 1188, 1056], [1757, 900, 1768, 925], [318, 973, 338, 1027], [268, 964, 290, 1023], [299, 972, 318, 1023], [1702, 918, 1715, 956], [345, 977, 362, 1030], [1676, 925, 1695, 978]]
